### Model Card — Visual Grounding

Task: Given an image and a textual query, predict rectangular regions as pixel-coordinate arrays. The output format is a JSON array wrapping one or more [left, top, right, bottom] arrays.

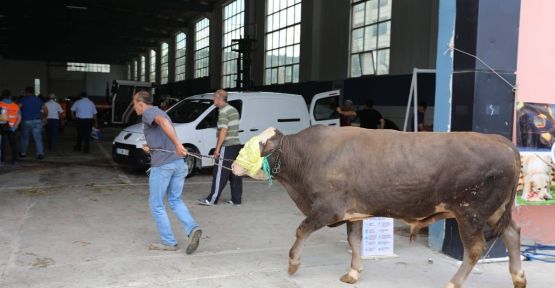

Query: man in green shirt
[[198, 89, 243, 206]]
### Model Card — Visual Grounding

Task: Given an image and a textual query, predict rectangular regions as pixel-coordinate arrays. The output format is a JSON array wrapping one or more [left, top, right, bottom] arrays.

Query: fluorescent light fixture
[[66, 5, 88, 10]]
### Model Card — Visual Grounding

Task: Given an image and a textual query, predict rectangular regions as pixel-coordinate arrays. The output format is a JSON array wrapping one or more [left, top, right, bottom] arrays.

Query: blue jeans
[[149, 159, 198, 246], [20, 119, 44, 155]]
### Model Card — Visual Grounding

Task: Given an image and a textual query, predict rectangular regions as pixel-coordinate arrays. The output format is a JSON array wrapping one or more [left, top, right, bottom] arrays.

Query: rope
[[148, 149, 272, 185], [481, 237, 499, 260], [534, 153, 555, 170], [148, 148, 235, 172], [446, 45, 517, 92], [522, 244, 555, 263]]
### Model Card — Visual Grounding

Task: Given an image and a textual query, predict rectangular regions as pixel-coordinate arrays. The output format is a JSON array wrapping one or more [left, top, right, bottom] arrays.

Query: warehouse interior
[[1, 0, 554, 287]]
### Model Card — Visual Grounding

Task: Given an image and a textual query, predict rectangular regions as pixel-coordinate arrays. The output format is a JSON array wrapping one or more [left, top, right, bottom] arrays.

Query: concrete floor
[[0, 128, 553, 288]]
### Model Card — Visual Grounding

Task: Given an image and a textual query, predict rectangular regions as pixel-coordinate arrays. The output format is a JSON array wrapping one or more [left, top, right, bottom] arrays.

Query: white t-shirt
[[45, 100, 64, 119], [71, 98, 97, 119]]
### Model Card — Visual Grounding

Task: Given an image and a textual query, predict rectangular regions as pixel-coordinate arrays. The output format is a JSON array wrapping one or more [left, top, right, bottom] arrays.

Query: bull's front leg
[[288, 214, 329, 275], [340, 221, 363, 284]]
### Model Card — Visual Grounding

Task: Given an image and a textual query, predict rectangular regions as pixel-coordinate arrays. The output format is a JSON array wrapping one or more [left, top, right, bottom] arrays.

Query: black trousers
[[206, 144, 243, 204], [1, 129, 17, 164], [46, 119, 60, 151], [75, 118, 93, 152]]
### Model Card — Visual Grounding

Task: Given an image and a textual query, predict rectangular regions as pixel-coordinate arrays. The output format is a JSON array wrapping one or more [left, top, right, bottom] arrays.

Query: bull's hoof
[[340, 273, 358, 284], [288, 259, 300, 275], [513, 271, 526, 288], [288, 263, 300, 275], [340, 269, 359, 284], [409, 233, 417, 242]]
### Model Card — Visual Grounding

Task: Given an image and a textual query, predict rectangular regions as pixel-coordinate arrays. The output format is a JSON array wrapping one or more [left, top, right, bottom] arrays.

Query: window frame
[[160, 42, 169, 84], [264, 0, 302, 85], [133, 60, 138, 81], [194, 18, 210, 78], [67, 62, 110, 73], [222, 0, 245, 89], [349, 0, 392, 77], [149, 49, 157, 83], [140, 55, 146, 82], [175, 32, 187, 81]]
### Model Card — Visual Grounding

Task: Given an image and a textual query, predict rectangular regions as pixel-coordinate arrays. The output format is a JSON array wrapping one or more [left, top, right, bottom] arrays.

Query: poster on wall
[[515, 102, 555, 205]]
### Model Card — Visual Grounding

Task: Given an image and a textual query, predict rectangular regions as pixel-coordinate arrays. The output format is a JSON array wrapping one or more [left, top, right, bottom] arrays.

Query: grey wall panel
[[390, 0, 439, 75], [315, 0, 351, 82], [86, 65, 126, 97], [249, 0, 266, 87], [0, 57, 49, 96], [210, 11, 223, 89], [50, 79, 85, 99]]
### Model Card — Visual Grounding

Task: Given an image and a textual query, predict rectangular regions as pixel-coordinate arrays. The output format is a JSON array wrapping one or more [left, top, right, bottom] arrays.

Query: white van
[[112, 90, 340, 176]]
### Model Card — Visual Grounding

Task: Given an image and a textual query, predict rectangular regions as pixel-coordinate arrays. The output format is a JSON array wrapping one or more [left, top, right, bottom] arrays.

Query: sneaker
[[224, 200, 241, 206], [148, 243, 178, 251], [186, 228, 202, 255], [197, 199, 214, 206], [19, 153, 26, 158], [37, 154, 44, 160]]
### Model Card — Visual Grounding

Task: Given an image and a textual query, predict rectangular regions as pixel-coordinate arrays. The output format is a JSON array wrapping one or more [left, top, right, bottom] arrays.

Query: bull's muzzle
[[232, 161, 266, 180]]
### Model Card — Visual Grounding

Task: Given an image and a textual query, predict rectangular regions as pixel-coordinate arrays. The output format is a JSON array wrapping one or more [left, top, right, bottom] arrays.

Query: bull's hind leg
[[487, 218, 527, 288], [446, 219, 486, 288], [288, 214, 329, 275], [340, 221, 363, 284]]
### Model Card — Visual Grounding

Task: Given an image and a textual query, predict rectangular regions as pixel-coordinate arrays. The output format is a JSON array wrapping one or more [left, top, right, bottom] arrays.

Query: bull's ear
[[260, 138, 274, 156], [261, 133, 282, 156]]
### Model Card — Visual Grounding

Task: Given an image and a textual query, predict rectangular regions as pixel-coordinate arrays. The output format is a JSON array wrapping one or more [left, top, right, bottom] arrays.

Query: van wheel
[[184, 145, 199, 178]]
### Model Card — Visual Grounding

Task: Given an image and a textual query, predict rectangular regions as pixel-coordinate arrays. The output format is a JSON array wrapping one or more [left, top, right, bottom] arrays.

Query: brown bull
[[232, 125, 527, 288]]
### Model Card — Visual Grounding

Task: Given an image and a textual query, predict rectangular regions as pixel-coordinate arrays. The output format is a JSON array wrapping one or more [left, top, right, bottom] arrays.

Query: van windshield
[[167, 99, 214, 123]]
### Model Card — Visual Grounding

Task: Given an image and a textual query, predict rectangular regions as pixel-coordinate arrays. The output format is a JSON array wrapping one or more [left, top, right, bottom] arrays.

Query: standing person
[[198, 89, 243, 206], [44, 93, 65, 152], [59, 98, 68, 135], [337, 99, 385, 129], [1, 90, 21, 165], [132, 90, 202, 253], [339, 99, 353, 127], [19, 86, 47, 159], [70, 92, 98, 153], [416, 101, 429, 131], [339, 100, 354, 127]]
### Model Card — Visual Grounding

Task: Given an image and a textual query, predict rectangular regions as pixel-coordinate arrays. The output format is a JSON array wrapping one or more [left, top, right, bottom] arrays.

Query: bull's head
[[232, 127, 284, 180]]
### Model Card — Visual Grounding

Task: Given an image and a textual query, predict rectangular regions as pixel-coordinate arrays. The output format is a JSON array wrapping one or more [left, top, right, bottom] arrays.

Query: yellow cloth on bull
[[235, 135, 263, 177]]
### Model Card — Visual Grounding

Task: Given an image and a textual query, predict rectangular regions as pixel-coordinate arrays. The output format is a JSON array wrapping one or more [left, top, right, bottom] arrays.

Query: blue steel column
[[428, 0, 456, 251]]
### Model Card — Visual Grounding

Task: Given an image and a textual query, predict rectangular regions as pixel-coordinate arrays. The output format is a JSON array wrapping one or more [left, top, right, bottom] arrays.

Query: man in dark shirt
[[337, 99, 385, 129]]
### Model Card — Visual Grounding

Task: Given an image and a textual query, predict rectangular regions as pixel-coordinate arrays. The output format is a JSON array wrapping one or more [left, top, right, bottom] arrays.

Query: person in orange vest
[[59, 99, 68, 135], [0, 89, 21, 165]]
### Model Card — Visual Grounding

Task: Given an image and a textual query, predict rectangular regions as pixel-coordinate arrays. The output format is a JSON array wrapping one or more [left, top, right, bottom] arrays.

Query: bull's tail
[[491, 149, 521, 237]]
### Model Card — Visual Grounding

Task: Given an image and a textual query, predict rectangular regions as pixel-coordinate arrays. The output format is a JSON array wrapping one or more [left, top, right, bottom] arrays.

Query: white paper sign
[[361, 217, 395, 258]]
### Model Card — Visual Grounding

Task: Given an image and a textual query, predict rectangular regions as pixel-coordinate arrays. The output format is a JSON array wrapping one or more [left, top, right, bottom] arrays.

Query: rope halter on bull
[[261, 135, 285, 185]]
